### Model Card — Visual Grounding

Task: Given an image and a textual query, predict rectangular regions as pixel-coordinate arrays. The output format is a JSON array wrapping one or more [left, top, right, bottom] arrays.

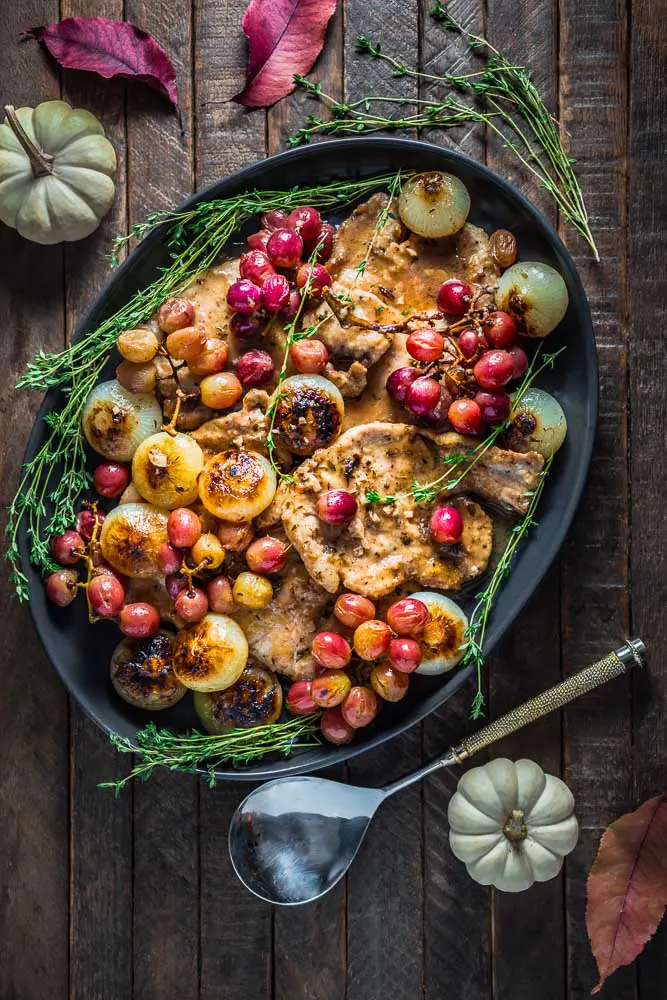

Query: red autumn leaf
[[23, 18, 178, 107], [233, 0, 338, 108], [586, 792, 667, 993]]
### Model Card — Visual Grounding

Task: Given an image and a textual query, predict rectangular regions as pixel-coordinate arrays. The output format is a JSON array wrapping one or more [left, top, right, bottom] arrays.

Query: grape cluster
[[286, 594, 434, 745]]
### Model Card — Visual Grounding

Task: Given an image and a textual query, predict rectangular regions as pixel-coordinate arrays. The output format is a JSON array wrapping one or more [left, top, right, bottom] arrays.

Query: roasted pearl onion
[[132, 431, 204, 509], [99, 502, 169, 578], [193, 664, 283, 733], [270, 374, 344, 456], [398, 171, 470, 238], [110, 630, 186, 710], [82, 379, 161, 461], [173, 613, 248, 692], [507, 387, 568, 458], [198, 449, 277, 521], [410, 591, 468, 675], [497, 262, 569, 338]]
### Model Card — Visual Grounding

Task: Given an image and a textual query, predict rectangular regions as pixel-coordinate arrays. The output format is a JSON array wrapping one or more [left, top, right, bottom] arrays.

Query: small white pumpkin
[[0, 101, 116, 244], [448, 758, 579, 892]]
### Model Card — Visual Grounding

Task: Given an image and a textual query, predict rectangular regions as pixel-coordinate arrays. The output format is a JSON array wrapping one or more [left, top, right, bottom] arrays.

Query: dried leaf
[[586, 792, 667, 993], [24, 18, 178, 107], [233, 0, 338, 108]]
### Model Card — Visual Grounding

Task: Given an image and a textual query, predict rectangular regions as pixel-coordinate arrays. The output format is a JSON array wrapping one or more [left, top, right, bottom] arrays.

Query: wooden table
[[1, 0, 665, 997]]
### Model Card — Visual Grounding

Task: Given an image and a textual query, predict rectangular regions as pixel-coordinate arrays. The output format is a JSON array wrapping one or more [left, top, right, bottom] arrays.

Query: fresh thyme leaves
[[291, 4, 598, 259], [364, 489, 398, 507], [100, 715, 321, 793], [354, 170, 403, 281], [463, 453, 554, 720], [7, 172, 407, 599]]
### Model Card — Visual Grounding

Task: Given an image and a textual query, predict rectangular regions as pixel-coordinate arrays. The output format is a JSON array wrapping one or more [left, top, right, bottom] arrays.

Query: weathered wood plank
[[0, 3, 69, 998], [628, 0, 667, 990], [121, 4, 200, 998], [558, 0, 634, 997], [193, 3, 272, 998]]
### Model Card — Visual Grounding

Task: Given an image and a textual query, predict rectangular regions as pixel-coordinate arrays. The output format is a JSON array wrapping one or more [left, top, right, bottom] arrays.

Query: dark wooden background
[[1, 0, 665, 997]]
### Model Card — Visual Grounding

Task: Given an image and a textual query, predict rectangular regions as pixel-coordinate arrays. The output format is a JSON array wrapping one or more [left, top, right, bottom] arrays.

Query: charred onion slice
[[198, 448, 277, 521], [100, 502, 169, 578], [270, 374, 344, 456], [110, 630, 186, 710], [173, 612, 248, 692], [132, 431, 204, 509], [398, 171, 470, 238], [411, 591, 468, 675], [82, 379, 162, 461], [193, 664, 283, 734]]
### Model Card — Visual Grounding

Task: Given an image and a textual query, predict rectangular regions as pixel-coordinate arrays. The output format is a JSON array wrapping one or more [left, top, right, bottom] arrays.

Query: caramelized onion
[[398, 171, 470, 238]]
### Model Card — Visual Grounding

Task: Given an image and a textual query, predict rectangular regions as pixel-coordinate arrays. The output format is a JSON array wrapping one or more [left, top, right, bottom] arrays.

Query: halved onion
[[82, 379, 162, 461], [193, 664, 283, 733], [270, 374, 344, 456], [132, 431, 204, 509], [198, 449, 277, 521], [173, 613, 248, 692], [411, 591, 468, 675], [496, 262, 568, 338], [398, 171, 471, 238], [99, 502, 169, 578], [110, 630, 186, 710], [507, 387, 567, 458]]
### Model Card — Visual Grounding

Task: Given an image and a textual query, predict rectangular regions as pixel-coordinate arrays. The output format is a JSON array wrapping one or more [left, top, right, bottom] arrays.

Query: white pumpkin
[[448, 758, 579, 892], [0, 101, 116, 244]]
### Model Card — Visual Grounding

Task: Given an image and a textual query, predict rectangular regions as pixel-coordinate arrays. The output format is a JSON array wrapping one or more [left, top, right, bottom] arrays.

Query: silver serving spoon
[[229, 639, 644, 905]]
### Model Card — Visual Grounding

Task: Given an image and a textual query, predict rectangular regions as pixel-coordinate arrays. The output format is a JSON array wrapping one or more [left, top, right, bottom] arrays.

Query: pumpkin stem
[[503, 809, 528, 844], [3, 105, 54, 178]]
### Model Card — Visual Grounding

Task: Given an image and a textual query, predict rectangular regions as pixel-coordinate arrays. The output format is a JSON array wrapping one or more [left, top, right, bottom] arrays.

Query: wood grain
[[0, 3, 69, 998]]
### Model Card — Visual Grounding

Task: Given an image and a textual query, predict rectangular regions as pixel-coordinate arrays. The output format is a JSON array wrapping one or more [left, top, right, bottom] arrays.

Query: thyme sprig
[[100, 715, 321, 793], [354, 169, 403, 280], [291, 3, 598, 259], [7, 172, 406, 598], [464, 454, 554, 720]]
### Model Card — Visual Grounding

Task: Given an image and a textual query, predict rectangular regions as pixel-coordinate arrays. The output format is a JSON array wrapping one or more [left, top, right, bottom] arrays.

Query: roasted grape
[[119, 602, 161, 638], [174, 587, 209, 622], [46, 568, 79, 607], [245, 536, 288, 574], [353, 620, 391, 660], [51, 529, 85, 566], [311, 670, 352, 709], [320, 706, 355, 745], [200, 371, 243, 410], [232, 572, 273, 609], [429, 505, 464, 545], [386, 597, 429, 636], [206, 575, 235, 614], [287, 680, 317, 716], [312, 631, 352, 670], [117, 328, 159, 363], [93, 461, 130, 498], [158, 298, 195, 334], [334, 593, 376, 629], [341, 686, 379, 728], [165, 324, 207, 362], [316, 490, 358, 524], [370, 663, 409, 702], [167, 507, 202, 549], [406, 328, 445, 362], [88, 572, 125, 618], [290, 339, 329, 374], [388, 637, 421, 673]]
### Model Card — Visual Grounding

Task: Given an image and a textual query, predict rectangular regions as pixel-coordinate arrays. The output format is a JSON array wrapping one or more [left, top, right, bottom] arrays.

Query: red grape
[[423, 388, 454, 428], [230, 313, 263, 340], [226, 279, 261, 314], [287, 680, 318, 716], [306, 223, 336, 262], [166, 573, 188, 599], [168, 508, 202, 549], [295, 263, 332, 298], [474, 389, 511, 424], [267, 228, 303, 268], [279, 289, 301, 322], [260, 273, 291, 312], [483, 311, 517, 348], [157, 541, 182, 575], [206, 575, 235, 614], [388, 637, 422, 673], [174, 588, 209, 623], [200, 372, 243, 409], [93, 461, 130, 498], [119, 602, 160, 637], [405, 377, 441, 417], [51, 529, 85, 566], [448, 397, 483, 434], [312, 631, 352, 670], [188, 338, 228, 377], [430, 505, 464, 544], [370, 663, 410, 702], [320, 706, 355, 745], [158, 297, 195, 334], [473, 349, 514, 389], [288, 206, 322, 241], [217, 520, 254, 552], [311, 670, 352, 708], [247, 229, 271, 253], [239, 249, 275, 286], [406, 328, 445, 362], [88, 572, 125, 618], [386, 598, 429, 636], [245, 536, 288, 574], [316, 490, 358, 524], [386, 366, 420, 403], [290, 339, 329, 374], [353, 620, 391, 660], [75, 508, 104, 543], [508, 345, 529, 379], [341, 686, 379, 728], [334, 593, 376, 628], [46, 568, 79, 607], [458, 327, 484, 360], [261, 208, 289, 231], [236, 349, 275, 386], [437, 278, 472, 315]]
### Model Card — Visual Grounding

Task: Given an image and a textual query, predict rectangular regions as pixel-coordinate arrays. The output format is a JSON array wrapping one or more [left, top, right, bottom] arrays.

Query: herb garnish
[[354, 169, 403, 280], [464, 454, 554, 720], [100, 715, 321, 793], [290, 3, 597, 259]]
